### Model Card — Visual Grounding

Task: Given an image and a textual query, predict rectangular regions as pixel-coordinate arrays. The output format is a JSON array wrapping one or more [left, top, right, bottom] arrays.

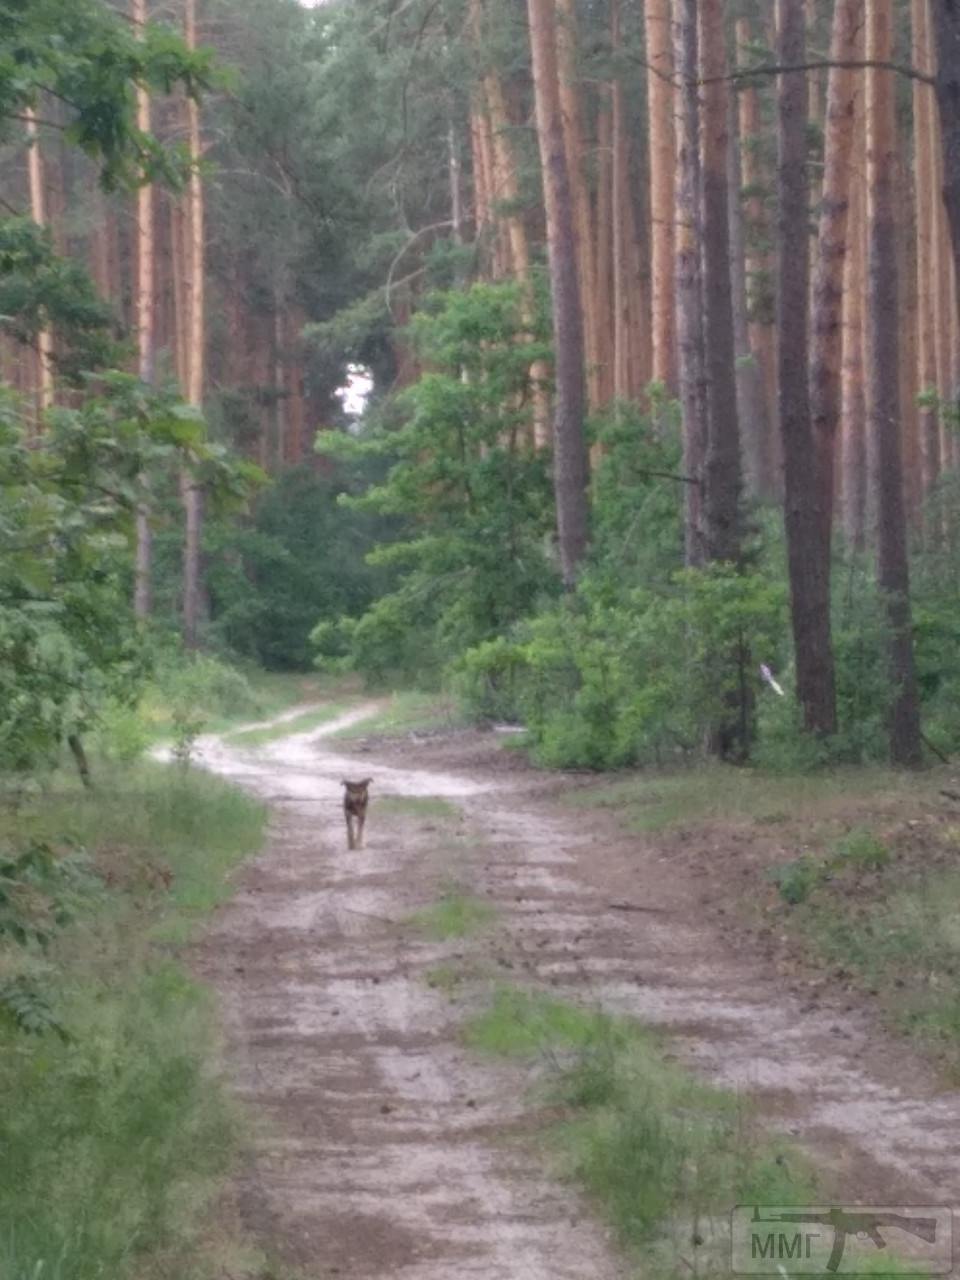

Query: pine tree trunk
[[470, 91, 497, 275], [699, 0, 742, 566], [482, 68, 551, 444], [736, 18, 779, 497], [527, 0, 589, 585], [778, 0, 837, 737], [611, 0, 630, 403], [727, 90, 768, 500], [810, 0, 859, 543], [447, 114, 463, 254], [556, 0, 600, 410], [700, 0, 749, 760], [645, 0, 676, 391], [170, 195, 189, 391], [286, 309, 306, 465], [841, 164, 868, 551], [181, 0, 206, 650], [273, 296, 285, 469], [930, 0, 960, 339], [133, 0, 155, 621], [594, 89, 614, 406], [625, 154, 652, 398], [915, 0, 941, 510], [672, 0, 707, 566], [24, 107, 54, 419], [470, 0, 550, 443], [899, 147, 921, 525], [470, 101, 490, 251], [866, 0, 923, 766]]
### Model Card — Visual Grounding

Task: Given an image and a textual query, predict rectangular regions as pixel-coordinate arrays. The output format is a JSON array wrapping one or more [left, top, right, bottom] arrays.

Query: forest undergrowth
[[0, 757, 265, 1280]]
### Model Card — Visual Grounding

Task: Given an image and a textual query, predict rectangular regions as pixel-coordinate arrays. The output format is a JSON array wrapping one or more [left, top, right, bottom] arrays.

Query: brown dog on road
[[341, 778, 372, 849]]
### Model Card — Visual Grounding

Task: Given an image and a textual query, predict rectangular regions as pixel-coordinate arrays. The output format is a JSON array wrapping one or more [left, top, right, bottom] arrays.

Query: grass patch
[[410, 890, 496, 940], [331, 690, 464, 740], [465, 988, 607, 1057], [225, 701, 349, 748], [829, 825, 891, 871], [0, 761, 266, 1280], [463, 988, 932, 1277], [563, 764, 911, 834], [377, 794, 459, 820], [4, 761, 264, 939], [796, 870, 960, 1072], [464, 988, 814, 1275]]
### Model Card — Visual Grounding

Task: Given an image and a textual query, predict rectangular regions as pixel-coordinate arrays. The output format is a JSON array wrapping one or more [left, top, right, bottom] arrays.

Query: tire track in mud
[[194, 706, 960, 1277]]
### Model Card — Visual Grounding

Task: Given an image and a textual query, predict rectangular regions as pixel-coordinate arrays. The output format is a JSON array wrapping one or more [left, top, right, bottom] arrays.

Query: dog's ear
[[340, 780, 348, 787], [362, 778, 373, 788]]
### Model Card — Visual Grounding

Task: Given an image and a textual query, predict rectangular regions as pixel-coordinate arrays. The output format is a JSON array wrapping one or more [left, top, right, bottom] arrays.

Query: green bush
[[94, 700, 153, 763], [159, 653, 259, 720], [457, 564, 786, 770], [766, 855, 821, 905]]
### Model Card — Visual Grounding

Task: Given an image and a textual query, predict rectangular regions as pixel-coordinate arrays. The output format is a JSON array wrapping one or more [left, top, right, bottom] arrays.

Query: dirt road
[[193, 705, 960, 1277]]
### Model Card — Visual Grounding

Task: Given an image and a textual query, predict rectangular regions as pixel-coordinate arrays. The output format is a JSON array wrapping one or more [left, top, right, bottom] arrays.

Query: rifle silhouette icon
[[751, 1206, 938, 1273]]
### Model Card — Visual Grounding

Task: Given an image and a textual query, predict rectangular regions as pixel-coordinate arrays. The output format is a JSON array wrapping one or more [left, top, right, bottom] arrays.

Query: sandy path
[[194, 705, 960, 1277], [193, 707, 624, 1279]]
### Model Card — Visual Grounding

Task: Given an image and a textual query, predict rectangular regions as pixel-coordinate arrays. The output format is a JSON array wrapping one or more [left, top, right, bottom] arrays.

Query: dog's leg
[[346, 812, 355, 850], [357, 810, 365, 849]]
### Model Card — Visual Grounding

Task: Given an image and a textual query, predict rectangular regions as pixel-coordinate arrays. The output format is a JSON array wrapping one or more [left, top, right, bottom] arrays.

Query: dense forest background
[[4, 0, 960, 777]]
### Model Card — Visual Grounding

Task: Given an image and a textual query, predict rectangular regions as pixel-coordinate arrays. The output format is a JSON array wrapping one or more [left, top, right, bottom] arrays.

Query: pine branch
[[629, 55, 933, 89], [705, 59, 934, 88]]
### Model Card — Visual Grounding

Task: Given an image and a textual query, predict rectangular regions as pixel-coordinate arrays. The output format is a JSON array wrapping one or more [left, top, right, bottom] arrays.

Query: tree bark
[[810, 0, 860, 542], [700, 0, 749, 761], [727, 89, 768, 501], [898, 146, 922, 526], [930, 0, 960, 339], [133, 0, 155, 621], [24, 106, 54, 419], [470, 89, 498, 275], [469, 100, 490, 251], [528, 0, 589, 584], [672, 0, 707, 566], [595, 87, 614, 407], [778, 0, 838, 737], [68, 734, 93, 791], [736, 18, 779, 495], [915, 0, 941, 510], [699, 0, 742, 566], [611, 0, 630, 403], [182, 0, 206, 650], [625, 144, 651, 398], [645, 0, 677, 391], [866, 0, 923, 766], [933, 136, 955, 475], [556, 0, 600, 410], [841, 164, 868, 551], [470, 0, 551, 445]]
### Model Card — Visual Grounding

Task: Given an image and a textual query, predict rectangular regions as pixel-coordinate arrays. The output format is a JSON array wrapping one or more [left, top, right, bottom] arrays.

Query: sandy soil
[[191, 707, 960, 1278]]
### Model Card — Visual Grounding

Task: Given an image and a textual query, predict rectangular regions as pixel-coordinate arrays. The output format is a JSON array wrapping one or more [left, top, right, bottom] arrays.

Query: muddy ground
[[191, 706, 960, 1278]]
